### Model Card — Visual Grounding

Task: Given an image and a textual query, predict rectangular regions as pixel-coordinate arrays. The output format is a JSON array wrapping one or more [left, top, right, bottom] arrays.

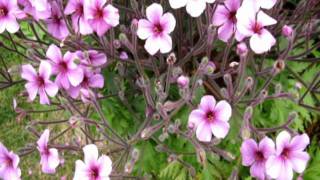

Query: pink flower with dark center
[[266, 131, 310, 180], [37, 129, 60, 174], [236, 0, 277, 54], [73, 144, 112, 180], [18, 0, 51, 21], [212, 0, 244, 42], [188, 95, 232, 142], [84, 0, 119, 36], [46, 44, 84, 89], [137, 3, 176, 55], [241, 137, 275, 180], [64, 0, 93, 35], [0, 0, 25, 33], [68, 68, 104, 101], [21, 61, 58, 105], [0, 142, 21, 180], [46, 2, 69, 40], [75, 50, 107, 68]]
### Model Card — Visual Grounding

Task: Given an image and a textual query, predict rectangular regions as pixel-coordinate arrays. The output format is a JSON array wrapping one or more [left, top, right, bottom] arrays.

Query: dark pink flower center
[[153, 23, 163, 35], [94, 8, 104, 19], [76, 4, 84, 15], [58, 61, 68, 73], [90, 165, 100, 179], [281, 147, 290, 159], [255, 151, 264, 161], [37, 76, 46, 87], [206, 111, 216, 122], [228, 11, 237, 23], [0, 6, 8, 17], [80, 75, 89, 88], [4, 155, 13, 167], [252, 22, 263, 34]]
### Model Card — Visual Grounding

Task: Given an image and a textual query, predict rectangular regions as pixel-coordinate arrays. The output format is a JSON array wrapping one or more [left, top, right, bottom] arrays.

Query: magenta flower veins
[[37, 129, 60, 174], [266, 131, 310, 180], [73, 144, 112, 180], [46, 2, 69, 40], [46, 44, 84, 89], [0, 0, 25, 33], [241, 137, 275, 180], [188, 95, 232, 142], [137, 3, 176, 55], [21, 61, 58, 105], [0, 143, 21, 180]]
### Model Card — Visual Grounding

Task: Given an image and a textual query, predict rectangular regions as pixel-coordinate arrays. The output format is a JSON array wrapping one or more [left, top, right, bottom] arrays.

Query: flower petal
[[46, 44, 62, 63], [196, 121, 212, 142], [169, 0, 188, 9], [250, 161, 265, 180], [73, 160, 89, 180], [45, 82, 59, 97], [211, 120, 230, 138], [186, 0, 206, 17], [98, 155, 112, 177], [160, 12, 176, 34], [188, 109, 205, 129], [265, 155, 282, 179], [257, 11, 277, 27], [146, 3, 163, 23], [37, 129, 49, 152], [39, 61, 52, 80], [67, 68, 84, 87], [21, 64, 37, 82], [212, 5, 229, 26], [159, 34, 173, 54], [240, 139, 258, 166], [137, 19, 153, 40], [89, 74, 104, 88], [289, 151, 310, 173], [144, 36, 160, 55], [249, 29, 276, 54], [289, 133, 310, 152], [259, 0, 277, 9], [259, 136, 275, 157], [199, 95, 216, 112], [25, 82, 38, 101], [217, 21, 234, 42], [214, 100, 232, 122], [39, 88, 50, 105], [276, 131, 291, 155], [83, 144, 99, 164]]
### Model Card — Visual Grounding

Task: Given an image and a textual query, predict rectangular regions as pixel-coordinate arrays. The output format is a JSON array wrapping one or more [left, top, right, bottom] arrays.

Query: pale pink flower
[[84, 0, 119, 36], [46, 2, 69, 40], [37, 129, 60, 174], [46, 44, 84, 89], [0, 0, 25, 33], [241, 137, 275, 180], [212, 0, 244, 42], [236, 0, 277, 54], [64, 0, 93, 35], [266, 131, 310, 180], [73, 144, 112, 180], [169, 0, 215, 17], [137, 3, 176, 55], [75, 50, 107, 68], [21, 61, 58, 105], [0, 142, 21, 180], [188, 95, 232, 142], [18, 0, 51, 21]]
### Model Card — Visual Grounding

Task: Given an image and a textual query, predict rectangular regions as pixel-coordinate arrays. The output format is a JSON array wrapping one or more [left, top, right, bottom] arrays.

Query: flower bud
[[166, 53, 176, 65], [196, 147, 206, 165], [243, 106, 253, 121], [245, 76, 254, 89], [124, 161, 134, 173], [159, 132, 169, 142], [113, 40, 121, 49], [282, 25, 293, 38], [177, 75, 190, 89], [131, 148, 140, 161], [119, 51, 129, 60], [229, 61, 239, 68], [131, 18, 138, 33], [204, 61, 216, 75], [273, 59, 286, 74], [236, 42, 248, 57], [167, 154, 177, 163]]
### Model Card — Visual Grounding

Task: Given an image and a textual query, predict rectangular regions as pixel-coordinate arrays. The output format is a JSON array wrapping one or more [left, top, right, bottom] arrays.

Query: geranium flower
[[73, 144, 112, 180], [169, 0, 215, 17], [21, 61, 58, 105], [266, 131, 310, 180], [46, 44, 84, 89], [46, 2, 69, 40], [0, 0, 25, 33], [236, 0, 277, 54], [75, 50, 107, 68], [18, 0, 51, 21], [212, 0, 244, 42], [37, 129, 60, 174], [0, 142, 21, 180], [68, 68, 104, 101], [137, 3, 176, 55], [241, 137, 275, 180], [64, 0, 93, 35], [188, 95, 232, 142], [84, 0, 119, 36]]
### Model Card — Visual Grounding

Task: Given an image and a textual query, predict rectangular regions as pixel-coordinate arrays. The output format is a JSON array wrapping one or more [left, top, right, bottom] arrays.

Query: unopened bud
[[241, 126, 251, 140], [131, 19, 138, 33], [295, 82, 302, 89], [282, 25, 293, 38], [245, 77, 254, 89], [205, 61, 216, 75], [119, 33, 128, 42], [167, 154, 177, 162], [124, 161, 134, 173], [166, 53, 176, 65], [113, 40, 121, 49], [229, 61, 239, 68], [243, 106, 253, 121], [196, 147, 206, 165], [273, 60, 285, 74], [236, 42, 248, 57], [275, 83, 282, 94], [119, 51, 129, 60], [167, 124, 176, 134], [131, 148, 140, 161], [177, 75, 190, 89]]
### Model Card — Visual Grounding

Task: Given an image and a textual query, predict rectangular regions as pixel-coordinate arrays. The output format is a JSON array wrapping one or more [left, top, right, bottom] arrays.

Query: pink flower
[[75, 50, 107, 68], [137, 3, 176, 55], [188, 95, 232, 142], [169, 0, 215, 17], [266, 131, 310, 180], [37, 129, 60, 174], [68, 68, 104, 101], [236, 0, 277, 54], [0, 142, 21, 180], [21, 61, 58, 105], [18, 0, 51, 21], [236, 42, 248, 57], [64, 0, 93, 35], [0, 0, 25, 33], [177, 75, 189, 89], [241, 137, 275, 180], [73, 144, 112, 180], [46, 44, 84, 89], [46, 2, 69, 40], [212, 0, 244, 42], [84, 0, 119, 36]]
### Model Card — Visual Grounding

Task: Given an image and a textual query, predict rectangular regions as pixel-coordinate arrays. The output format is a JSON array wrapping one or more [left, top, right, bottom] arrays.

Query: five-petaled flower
[[266, 131, 310, 180], [37, 129, 60, 174], [84, 0, 119, 36], [241, 137, 275, 180], [137, 3, 176, 55], [73, 144, 112, 180], [45, 2, 69, 40], [0, 0, 25, 33], [46, 44, 84, 89], [169, 0, 215, 17], [188, 95, 232, 142], [0, 142, 21, 180], [21, 61, 58, 105]]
